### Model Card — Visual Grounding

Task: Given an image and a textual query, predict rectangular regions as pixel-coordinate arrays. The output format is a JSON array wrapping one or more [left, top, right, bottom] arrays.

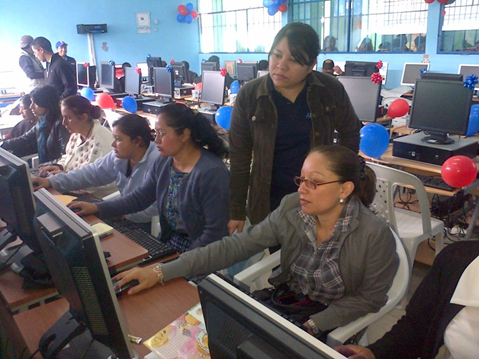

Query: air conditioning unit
[[77, 24, 108, 34]]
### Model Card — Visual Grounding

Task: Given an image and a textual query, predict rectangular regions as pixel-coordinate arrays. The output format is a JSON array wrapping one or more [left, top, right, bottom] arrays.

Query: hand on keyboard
[[31, 176, 52, 190]]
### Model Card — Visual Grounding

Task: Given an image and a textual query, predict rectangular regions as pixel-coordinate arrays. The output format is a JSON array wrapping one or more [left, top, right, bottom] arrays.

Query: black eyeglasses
[[294, 176, 341, 190]]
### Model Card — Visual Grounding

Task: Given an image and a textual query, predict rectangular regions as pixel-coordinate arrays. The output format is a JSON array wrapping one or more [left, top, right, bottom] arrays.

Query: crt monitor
[[153, 67, 175, 103], [33, 188, 136, 358], [124, 67, 141, 96], [421, 72, 463, 82], [201, 61, 218, 74], [198, 274, 346, 359], [408, 79, 473, 144], [458, 64, 479, 90], [237, 62, 258, 82], [200, 70, 226, 111], [0, 148, 37, 253], [344, 61, 379, 77], [99, 62, 115, 90], [76, 63, 96, 89], [170, 62, 188, 86], [400, 62, 430, 86], [338, 76, 381, 123]]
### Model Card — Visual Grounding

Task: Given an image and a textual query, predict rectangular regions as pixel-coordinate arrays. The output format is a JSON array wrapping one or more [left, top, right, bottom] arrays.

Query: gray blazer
[[164, 193, 398, 331]]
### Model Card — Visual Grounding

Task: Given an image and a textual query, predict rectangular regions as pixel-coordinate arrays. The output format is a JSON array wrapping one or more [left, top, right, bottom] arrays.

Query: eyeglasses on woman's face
[[294, 176, 341, 190]]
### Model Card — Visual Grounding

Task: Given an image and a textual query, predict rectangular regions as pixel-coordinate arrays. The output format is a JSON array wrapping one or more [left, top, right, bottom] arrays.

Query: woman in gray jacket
[[114, 145, 398, 337]]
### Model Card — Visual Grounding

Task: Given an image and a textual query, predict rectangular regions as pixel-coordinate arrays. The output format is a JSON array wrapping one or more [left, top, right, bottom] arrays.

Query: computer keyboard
[[414, 173, 456, 191], [70, 194, 103, 204], [104, 218, 176, 263]]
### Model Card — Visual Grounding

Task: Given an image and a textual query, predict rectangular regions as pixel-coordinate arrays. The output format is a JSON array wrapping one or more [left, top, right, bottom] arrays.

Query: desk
[[14, 278, 199, 358]]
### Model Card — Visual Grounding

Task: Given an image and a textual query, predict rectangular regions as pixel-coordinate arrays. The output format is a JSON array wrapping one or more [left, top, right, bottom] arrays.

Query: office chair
[[234, 229, 409, 347]]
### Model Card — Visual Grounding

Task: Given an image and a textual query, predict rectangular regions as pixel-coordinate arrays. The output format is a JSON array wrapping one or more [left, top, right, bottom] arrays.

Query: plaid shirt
[[289, 199, 356, 303]]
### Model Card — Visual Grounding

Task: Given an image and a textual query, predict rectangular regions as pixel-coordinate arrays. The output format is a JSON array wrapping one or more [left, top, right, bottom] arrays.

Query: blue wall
[[1, 1, 477, 89]]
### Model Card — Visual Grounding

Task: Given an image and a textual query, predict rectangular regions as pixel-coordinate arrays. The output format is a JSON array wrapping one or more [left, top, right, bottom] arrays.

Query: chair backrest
[[388, 229, 410, 302], [368, 162, 433, 235]]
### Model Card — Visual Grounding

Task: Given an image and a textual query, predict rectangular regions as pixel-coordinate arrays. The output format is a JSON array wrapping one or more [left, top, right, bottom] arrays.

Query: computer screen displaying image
[[99, 62, 115, 90], [401, 63, 430, 86], [224, 60, 236, 77], [338, 76, 381, 123], [458, 64, 479, 90]]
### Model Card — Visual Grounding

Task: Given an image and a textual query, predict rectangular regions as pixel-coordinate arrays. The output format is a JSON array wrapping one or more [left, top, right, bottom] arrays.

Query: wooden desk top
[[14, 278, 199, 358]]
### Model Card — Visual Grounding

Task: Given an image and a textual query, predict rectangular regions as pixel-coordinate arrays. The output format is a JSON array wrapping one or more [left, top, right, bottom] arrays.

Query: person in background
[[31, 37, 77, 99], [70, 103, 230, 253], [228, 22, 360, 235], [182, 61, 198, 84], [112, 146, 398, 341], [18, 34, 44, 93], [323, 36, 338, 52], [207, 55, 234, 89], [38, 95, 115, 197], [1, 85, 70, 164], [357, 37, 374, 52], [336, 240, 479, 359], [55, 40, 76, 75], [32, 114, 159, 224], [258, 59, 269, 71], [9, 95, 37, 138], [118, 62, 131, 93], [377, 42, 392, 52], [474, 40, 479, 52], [414, 35, 426, 52], [321, 59, 343, 76]]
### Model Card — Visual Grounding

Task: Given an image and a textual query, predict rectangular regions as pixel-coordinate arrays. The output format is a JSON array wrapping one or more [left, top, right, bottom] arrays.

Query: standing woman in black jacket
[[1, 85, 70, 165]]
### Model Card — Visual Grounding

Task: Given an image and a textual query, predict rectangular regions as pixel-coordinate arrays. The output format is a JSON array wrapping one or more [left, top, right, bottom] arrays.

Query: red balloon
[[194, 82, 202, 90], [178, 5, 188, 16], [278, 2, 287, 12], [387, 99, 409, 118], [441, 155, 477, 188], [437, 0, 448, 3], [424, 0, 434, 3], [96, 93, 115, 109], [191, 10, 198, 19]]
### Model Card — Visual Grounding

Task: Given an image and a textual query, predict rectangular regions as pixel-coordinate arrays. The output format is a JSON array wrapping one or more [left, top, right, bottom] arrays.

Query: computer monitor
[[400, 63, 430, 86], [224, 60, 237, 77], [338, 76, 381, 123], [237, 62, 258, 82], [146, 56, 163, 85], [153, 67, 174, 103], [344, 61, 379, 77], [201, 61, 218, 74], [76, 63, 96, 90], [170, 62, 188, 86], [0, 148, 37, 253], [99, 62, 115, 90], [33, 188, 136, 358], [408, 79, 473, 144], [136, 62, 149, 82], [257, 70, 269, 78], [458, 64, 479, 90], [421, 72, 463, 82], [124, 67, 141, 96], [200, 70, 226, 111], [198, 274, 346, 359]]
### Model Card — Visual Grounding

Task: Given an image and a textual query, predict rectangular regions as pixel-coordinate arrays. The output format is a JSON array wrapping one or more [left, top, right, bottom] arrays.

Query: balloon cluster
[[360, 123, 389, 158], [441, 155, 477, 188], [177, 3, 198, 24], [464, 74, 478, 91], [263, 0, 287, 16]]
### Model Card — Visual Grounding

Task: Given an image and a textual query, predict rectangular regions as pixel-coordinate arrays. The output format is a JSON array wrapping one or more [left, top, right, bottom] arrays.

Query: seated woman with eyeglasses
[[70, 103, 230, 253], [112, 145, 398, 339]]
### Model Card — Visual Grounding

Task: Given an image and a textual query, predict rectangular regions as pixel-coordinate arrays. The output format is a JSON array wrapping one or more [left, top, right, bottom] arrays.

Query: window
[[289, 0, 428, 53], [198, 0, 283, 53], [439, 0, 479, 53]]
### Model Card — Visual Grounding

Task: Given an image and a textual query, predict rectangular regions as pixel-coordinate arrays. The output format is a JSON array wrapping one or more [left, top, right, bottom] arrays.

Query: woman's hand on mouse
[[67, 202, 98, 216], [113, 266, 159, 295]]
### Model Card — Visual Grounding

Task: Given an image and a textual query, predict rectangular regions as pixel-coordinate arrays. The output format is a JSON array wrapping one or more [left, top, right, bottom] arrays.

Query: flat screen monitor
[[124, 67, 141, 96], [201, 61, 218, 74], [146, 56, 163, 85], [76, 63, 96, 90], [338, 76, 381, 123], [153, 67, 174, 103], [421, 72, 463, 82], [237, 62, 258, 82], [0, 148, 37, 253], [99, 62, 115, 90], [224, 60, 237, 77], [344, 61, 379, 77], [170, 62, 188, 86], [409, 79, 473, 144], [33, 189, 136, 358], [257, 70, 269, 78], [400, 63, 430, 86], [136, 62, 149, 82], [200, 70, 226, 111], [458, 64, 479, 90], [198, 274, 346, 359]]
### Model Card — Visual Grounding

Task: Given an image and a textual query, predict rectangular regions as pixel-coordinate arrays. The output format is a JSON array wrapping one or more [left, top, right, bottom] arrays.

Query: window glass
[[440, 0, 479, 53]]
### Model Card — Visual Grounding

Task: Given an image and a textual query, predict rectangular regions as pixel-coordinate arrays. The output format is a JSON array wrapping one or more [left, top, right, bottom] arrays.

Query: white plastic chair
[[234, 229, 409, 348], [368, 163, 444, 272]]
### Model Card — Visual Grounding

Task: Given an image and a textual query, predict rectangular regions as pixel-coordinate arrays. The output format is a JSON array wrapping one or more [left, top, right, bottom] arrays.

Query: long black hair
[[157, 103, 228, 159], [30, 85, 61, 125]]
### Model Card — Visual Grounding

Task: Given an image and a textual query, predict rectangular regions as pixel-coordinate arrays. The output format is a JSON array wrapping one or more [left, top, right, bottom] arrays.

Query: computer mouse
[[112, 279, 139, 296]]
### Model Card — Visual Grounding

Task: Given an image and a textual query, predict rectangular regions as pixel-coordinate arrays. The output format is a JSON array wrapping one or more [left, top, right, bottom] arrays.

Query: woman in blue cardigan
[[71, 103, 230, 253]]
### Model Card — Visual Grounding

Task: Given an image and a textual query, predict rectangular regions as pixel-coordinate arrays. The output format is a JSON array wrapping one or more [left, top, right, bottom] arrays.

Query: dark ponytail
[[62, 95, 102, 122]]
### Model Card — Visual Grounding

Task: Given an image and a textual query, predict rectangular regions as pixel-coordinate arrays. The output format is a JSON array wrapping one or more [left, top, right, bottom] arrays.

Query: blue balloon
[[360, 123, 389, 158], [230, 80, 240, 95], [122, 96, 137, 113], [215, 106, 233, 130], [268, 4, 278, 16], [273, 0, 282, 6], [80, 87, 94, 101], [177, 14, 185, 22], [185, 14, 193, 24], [263, 0, 272, 7], [466, 104, 479, 137], [186, 3, 194, 12]]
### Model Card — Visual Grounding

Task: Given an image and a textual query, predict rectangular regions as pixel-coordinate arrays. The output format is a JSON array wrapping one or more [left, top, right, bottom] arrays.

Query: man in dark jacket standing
[[18, 34, 45, 93], [31, 37, 77, 99]]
